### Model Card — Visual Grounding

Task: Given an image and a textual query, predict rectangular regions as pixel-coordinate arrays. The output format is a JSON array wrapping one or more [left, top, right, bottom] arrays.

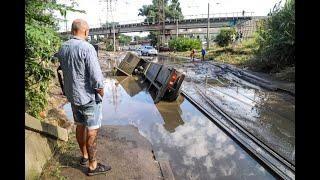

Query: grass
[[162, 39, 295, 82], [40, 132, 78, 180], [274, 66, 295, 82], [164, 38, 257, 67]]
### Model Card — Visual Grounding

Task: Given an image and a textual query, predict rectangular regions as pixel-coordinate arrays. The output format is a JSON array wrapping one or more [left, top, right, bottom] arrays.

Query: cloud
[[203, 156, 213, 170]]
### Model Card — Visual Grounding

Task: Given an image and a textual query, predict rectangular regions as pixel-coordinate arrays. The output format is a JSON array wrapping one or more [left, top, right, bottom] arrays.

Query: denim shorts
[[71, 100, 102, 130]]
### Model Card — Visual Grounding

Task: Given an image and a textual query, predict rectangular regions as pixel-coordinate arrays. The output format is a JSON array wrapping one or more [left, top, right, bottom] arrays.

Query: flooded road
[[152, 55, 295, 165], [64, 76, 276, 179]]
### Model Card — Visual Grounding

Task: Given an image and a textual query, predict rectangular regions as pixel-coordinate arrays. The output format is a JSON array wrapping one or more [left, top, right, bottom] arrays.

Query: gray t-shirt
[[57, 36, 104, 106]]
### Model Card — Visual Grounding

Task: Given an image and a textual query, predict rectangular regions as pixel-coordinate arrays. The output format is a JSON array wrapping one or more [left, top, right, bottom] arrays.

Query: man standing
[[57, 19, 111, 176]]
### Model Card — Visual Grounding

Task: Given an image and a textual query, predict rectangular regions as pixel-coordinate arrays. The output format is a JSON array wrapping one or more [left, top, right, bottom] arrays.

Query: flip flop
[[87, 163, 111, 176]]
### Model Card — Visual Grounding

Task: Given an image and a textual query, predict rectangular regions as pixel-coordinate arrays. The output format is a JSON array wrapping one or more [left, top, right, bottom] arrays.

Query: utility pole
[[158, 0, 165, 50], [176, 19, 178, 37], [65, 15, 67, 32], [207, 3, 210, 49], [113, 23, 116, 52], [162, 0, 165, 41], [175, 3, 179, 38]]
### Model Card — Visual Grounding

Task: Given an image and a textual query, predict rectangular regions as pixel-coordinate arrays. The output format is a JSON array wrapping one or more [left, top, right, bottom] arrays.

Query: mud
[[155, 57, 295, 165]]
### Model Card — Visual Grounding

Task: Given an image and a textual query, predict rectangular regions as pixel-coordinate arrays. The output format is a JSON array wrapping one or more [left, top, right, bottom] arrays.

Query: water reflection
[[176, 61, 295, 165], [63, 76, 275, 179], [155, 96, 185, 132], [114, 76, 185, 133], [114, 76, 144, 97], [150, 101, 274, 179]]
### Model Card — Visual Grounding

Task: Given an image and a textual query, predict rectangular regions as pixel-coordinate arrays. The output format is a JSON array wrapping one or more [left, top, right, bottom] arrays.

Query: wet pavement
[[64, 76, 276, 179]]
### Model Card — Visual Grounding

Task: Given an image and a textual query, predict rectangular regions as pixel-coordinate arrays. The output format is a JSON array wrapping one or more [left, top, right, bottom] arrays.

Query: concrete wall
[[25, 129, 57, 180], [25, 113, 69, 180]]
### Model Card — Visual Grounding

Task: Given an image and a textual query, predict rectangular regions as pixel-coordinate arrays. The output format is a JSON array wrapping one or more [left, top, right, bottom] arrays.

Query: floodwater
[[153, 58, 295, 166], [64, 76, 276, 179]]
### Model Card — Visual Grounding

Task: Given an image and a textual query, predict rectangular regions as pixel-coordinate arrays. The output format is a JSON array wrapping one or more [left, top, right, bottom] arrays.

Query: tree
[[25, 0, 84, 118], [169, 37, 202, 52], [133, 36, 147, 42], [89, 36, 104, 44], [138, 0, 184, 46], [255, 0, 295, 72], [214, 28, 237, 47], [138, 0, 183, 22], [119, 34, 132, 45]]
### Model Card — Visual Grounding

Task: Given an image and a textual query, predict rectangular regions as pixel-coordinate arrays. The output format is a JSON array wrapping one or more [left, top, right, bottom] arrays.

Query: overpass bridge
[[60, 12, 268, 37]]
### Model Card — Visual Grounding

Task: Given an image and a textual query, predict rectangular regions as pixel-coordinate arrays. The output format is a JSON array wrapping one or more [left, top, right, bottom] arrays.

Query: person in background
[[236, 32, 240, 42], [190, 48, 196, 62], [201, 47, 206, 61]]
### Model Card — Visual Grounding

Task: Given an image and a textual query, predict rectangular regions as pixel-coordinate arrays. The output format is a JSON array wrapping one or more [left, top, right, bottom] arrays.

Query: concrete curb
[[158, 160, 175, 180], [25, 113, 69, 141]]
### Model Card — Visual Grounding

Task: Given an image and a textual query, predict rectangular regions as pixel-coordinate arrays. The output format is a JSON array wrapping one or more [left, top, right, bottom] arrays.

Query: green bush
[[214, 28, 236, 47], [106, 43, 114, 51], [168, 37, 201, 52], [25, 0, 83, 118], [119, 34, 132, 45], [254, 0, 295, 72]]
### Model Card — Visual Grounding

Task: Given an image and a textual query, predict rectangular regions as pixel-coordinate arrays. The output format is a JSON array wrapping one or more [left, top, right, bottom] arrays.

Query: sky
[[56, 0, 283, 36]]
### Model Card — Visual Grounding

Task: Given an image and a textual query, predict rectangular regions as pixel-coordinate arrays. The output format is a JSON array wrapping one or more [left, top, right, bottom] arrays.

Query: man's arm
[[85, 46, 105, 97], [57, 65, 65, 95]]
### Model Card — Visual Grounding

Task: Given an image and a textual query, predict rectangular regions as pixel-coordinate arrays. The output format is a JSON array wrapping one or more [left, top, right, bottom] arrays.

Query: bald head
[[71, 19, 89, 39]]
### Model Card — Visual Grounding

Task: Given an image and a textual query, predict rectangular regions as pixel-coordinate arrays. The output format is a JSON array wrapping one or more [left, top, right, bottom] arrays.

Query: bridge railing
[[183, 12, 254, 20], [88, 12, 254, 28], [60, 12, 256, 33]]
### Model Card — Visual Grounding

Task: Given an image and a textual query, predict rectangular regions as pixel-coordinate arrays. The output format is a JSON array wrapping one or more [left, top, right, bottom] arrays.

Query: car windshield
[[146, 46, 153, 49]]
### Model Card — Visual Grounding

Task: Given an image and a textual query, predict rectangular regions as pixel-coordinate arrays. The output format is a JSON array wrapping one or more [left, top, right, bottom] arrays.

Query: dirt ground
[[42, 63, 70, 129], [40, 125, 163, 180]]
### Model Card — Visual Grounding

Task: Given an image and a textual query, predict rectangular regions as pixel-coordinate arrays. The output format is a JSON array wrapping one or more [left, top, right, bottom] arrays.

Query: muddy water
[[157, 59, 295, 165], [64, 76, 275, 179]]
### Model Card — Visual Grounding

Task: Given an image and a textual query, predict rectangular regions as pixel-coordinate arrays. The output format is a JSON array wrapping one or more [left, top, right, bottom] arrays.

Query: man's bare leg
[[87, 129, 98, 170], [76, 125, 88, 159]]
